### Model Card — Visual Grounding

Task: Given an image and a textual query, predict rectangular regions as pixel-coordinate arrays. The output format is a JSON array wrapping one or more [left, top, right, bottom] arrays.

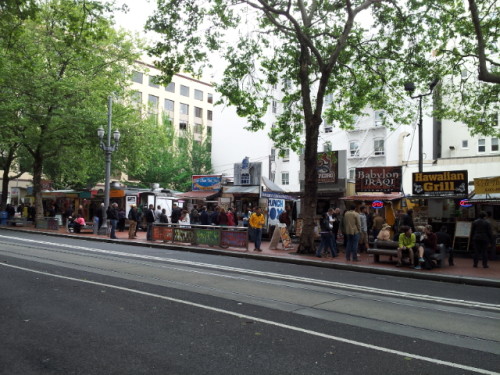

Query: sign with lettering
[[152, 226, 174, 242], [355, 166, 402, 192], [412, 170, 468, 196], [174, 228, 195, 243], [474, 177, 500, 194], [192, 175, 222, 191], [317, 151, 338, 184], [267, 198, 285, 226], [221, 230, 248, 248]]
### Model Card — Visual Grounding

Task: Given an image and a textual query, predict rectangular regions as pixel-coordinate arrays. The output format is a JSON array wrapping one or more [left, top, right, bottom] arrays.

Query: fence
[[152, 223, 249, 250]]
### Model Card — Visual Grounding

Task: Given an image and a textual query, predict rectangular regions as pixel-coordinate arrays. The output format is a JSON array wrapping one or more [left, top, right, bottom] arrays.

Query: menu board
[[454, 221, 472, 238]]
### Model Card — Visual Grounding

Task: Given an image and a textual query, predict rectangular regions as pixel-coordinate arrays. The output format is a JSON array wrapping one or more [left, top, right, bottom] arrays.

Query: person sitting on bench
[[73, 215, 86, 233], [396, 225, 416, 267], [415, 225, 437, 270]]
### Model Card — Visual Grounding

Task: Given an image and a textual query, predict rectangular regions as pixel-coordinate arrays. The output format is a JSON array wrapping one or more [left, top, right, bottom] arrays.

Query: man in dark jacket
[[171, 204, 182, 223], [145, 204, 156, 241], [471, 211, 494, 268], [200, 206, 210, 225], [106, 203, 119, 239]]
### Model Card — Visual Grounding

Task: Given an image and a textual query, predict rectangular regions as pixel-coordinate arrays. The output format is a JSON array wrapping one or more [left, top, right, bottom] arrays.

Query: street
[[0, 231, 499, 375]]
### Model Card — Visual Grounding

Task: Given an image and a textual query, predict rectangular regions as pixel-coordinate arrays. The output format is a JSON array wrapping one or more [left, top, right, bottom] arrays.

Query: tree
[[0, 0, 140, 223], [147, 0, 498, 252]]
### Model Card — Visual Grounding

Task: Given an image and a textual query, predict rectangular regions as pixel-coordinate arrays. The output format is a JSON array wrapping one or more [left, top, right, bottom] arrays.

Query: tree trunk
[[297, 117, 321, 254], [32, 154, 44, 227]]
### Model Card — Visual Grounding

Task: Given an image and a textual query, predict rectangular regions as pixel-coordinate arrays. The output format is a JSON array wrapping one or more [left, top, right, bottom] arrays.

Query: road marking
[[1, 262, 498, 375], [1, 234, 499, 311]]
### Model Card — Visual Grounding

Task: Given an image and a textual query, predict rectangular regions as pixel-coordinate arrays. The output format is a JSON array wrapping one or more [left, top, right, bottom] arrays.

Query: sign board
[[453, 221, 471, 252], [474, 177, 500, 194], [355, 166, 402, 192], [412, 170, 468, 196], [270, 223, 293, 250], [317, 151, 338, 184], [192, 175, 222, 191], [267, 198, 285, 226]]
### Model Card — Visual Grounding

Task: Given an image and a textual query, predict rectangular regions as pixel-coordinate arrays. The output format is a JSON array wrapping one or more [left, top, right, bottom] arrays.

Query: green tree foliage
[[0, 0, 141, 221], [129, 115, 212, 192], [147, 0, 498, 252]]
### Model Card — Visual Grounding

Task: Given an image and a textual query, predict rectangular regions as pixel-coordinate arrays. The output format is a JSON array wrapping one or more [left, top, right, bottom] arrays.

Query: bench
[[7, 217, 29, 227], [66, 220, 94, 234], [368, 240, 451, 267]]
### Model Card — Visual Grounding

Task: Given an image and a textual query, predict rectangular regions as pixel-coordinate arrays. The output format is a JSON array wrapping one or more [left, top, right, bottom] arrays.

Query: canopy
[[340, 193, 404, 201], [224, 186, 260, 194], [261, 176, 285, 192], [175, 190, 219, 200]]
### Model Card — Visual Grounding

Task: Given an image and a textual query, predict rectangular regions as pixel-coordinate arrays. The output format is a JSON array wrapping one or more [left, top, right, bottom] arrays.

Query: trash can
[[0, 211, 7, 226]]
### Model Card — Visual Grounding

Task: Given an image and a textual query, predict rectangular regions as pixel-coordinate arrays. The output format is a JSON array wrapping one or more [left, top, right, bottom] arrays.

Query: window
[[323, 142, 332, 152], [492, 138, 499, 152], [131, 91, 142, 106], [374, 139, 385, 155], [324, 123, 333, 133], [272, 100, 277, 114], [149, 75, 160, 88], [194, 107, 203, 118], [281, 172, 289, 185], [282, 149, 290, 161], [180, 85, 189, 97], [132, 71, 143, 84], [164, 99, 174, 112], [462, 140, 469, 148], [349, 141, 360, 157], [207, 126, 212, 136], [349, 168, 355, 180], [207, 110, 213, 121], [148, 95, 159, 113], [270, 148, 276, 161], [374, 110, 385, 126], [180, 103, 189, 115], [194, 124, 203, 134], [179, 121, 188, 131], [207, 93, 213, 104], [478, 139, 486, 153], [166, 82, 175, 93], [194, 89, 203, 101], [324, 93, 333, 104], [241, 173, 250, 185]]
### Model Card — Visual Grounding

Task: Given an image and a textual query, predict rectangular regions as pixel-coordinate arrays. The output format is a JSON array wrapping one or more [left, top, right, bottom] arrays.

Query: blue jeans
[[110, 219, 118, 239], [345, 233, 360, 260], [254, 228, 262, 250], [316, 232, 337, 257]]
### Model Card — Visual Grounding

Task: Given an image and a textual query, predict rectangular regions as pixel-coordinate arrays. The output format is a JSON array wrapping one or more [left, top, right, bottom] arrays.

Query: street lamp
[[97, 95, 120, 234], [404, 78, 439, 173]]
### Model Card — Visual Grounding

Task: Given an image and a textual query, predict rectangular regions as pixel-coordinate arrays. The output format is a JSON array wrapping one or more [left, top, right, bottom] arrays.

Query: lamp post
[[404, 78, 439, 173], [97, 95, 120, 234]]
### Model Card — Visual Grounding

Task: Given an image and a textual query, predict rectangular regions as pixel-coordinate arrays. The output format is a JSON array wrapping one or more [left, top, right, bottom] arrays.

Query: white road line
[[1, 262, 498, 375], [1, 234, 499, 311]]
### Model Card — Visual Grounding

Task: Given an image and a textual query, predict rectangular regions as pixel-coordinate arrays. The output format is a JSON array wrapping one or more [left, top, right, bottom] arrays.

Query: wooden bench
[[367, 239, 399, 263], [66, 220, 94, 233]]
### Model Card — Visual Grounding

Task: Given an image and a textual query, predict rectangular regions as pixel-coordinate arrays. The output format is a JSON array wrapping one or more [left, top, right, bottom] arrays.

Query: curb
[[2, 227, 500, 288]]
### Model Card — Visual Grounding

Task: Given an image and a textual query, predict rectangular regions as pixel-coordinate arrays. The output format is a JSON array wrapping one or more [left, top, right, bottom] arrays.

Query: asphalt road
[[0, 230, 499, 375]]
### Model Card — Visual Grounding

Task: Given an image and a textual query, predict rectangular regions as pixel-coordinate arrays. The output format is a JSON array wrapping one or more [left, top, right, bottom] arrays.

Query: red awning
[[340, 193, 404, 201], [176, 190, 219, 200]]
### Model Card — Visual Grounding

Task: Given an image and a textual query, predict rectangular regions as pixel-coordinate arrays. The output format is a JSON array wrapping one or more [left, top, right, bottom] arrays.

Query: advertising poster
[[412, 170, 468, 196], [317, 151, 338, 184], [192, 175, 222, 191], [267, 198, 285, 226], [355, 166, 402, 192]]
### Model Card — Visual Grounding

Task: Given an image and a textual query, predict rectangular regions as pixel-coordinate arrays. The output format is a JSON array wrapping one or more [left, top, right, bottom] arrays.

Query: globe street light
[[97, 95, 120, 234], [404, 78, 439, 173]]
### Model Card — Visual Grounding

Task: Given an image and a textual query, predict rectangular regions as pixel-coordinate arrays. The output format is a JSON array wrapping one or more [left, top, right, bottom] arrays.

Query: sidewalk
[[2, 224, 499, 287]]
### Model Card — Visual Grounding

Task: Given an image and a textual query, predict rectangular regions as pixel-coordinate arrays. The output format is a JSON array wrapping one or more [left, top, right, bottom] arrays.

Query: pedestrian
[[97, 203, 104, 229], [210, 206, 220, 225], [315, 208, 337, 258], [106, 202, 119, 239], [160, 208, 169, 223], [249, 207, 265, 251], [227, 208, 236, 226], [155, 205, 162, 223], [401, 209, 415, 233], [117, 207, 126, 232], [127, 205, 139, 239], [436, 226, 453, 266], [471, 211, 494, 269], [145, 204, 156, 241], [190, 205, 200, 224], [343, 205, 361, 261], [179, 209, 190, 227], [396, 225, 416, 267], [171, 204, 182, 224], [372, 211, 385, 239], [358, 205, 369, 254], [200, 206, 210, 225], [279, 205, 292, 232], [218, 207, 229, 226]]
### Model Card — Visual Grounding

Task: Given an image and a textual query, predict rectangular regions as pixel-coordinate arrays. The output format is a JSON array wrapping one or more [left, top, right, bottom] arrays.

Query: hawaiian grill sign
[[355, 166, 402, 192], [412, 170, 468, 196]]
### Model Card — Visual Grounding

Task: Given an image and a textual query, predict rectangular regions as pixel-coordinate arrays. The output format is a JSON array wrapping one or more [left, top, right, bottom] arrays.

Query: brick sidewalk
[[2, 223, 499, 285]]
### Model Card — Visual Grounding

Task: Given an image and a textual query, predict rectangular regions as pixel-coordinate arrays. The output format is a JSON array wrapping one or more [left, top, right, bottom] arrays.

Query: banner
[[317, 151, 338, 183], [192, 175, 222, 191], [412, 170, 468, 196], [267, 198, 285, 226], [474, 177, 500, 194], [355, 166, 402, 192]]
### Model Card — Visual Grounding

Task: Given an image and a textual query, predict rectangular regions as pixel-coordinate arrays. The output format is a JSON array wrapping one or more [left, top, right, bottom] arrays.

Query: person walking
[[249, 207, 265, 251], [471, 211, 494, 268], [343, 205, 361, 261], [127, 205, 138, 239], [145, 204, 156, 241], [106, 202, 119, 239], [315, 209, 337, 258]]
